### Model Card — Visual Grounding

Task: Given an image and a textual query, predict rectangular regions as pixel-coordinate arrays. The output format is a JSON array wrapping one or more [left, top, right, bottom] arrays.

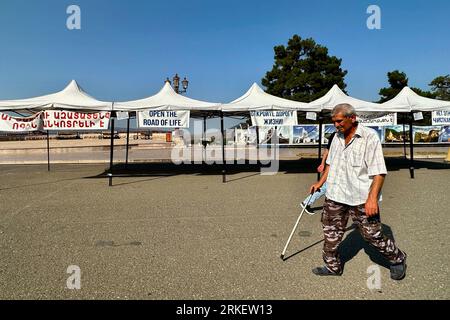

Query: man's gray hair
[[331, 103, 357, 117]]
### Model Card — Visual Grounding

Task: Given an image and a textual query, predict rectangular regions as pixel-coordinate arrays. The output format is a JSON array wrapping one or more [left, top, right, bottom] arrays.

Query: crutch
[[280, 189, 317, 260]]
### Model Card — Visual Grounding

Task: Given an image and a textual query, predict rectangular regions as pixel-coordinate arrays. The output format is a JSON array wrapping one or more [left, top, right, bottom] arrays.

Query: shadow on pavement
[[282, 222, 400, 271], [86, 157, 450, 180], [282, 224, 358, 261], [339, 223, 396, 270]]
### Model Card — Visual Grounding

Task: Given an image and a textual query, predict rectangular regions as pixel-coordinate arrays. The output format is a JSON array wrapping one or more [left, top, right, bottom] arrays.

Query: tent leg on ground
[[409, 111, 415, 179], [108, 117, 115, 186], [46, 130, 50, 171], [221, 112, 226, 183], [125, 117, 130, 165], [317, 113, 323, 181]]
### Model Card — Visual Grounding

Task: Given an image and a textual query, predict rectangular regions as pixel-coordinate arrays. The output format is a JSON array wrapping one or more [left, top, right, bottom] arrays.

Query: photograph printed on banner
[[258, 126, 290, 144], [413, 126, 441, 143], [438, 126, 450, 143], [292, 125, 319, 144], [384, 125, 410, 143], [366, 126, 384, 142], [322, 124, 336, 145], [235, 127, 257, 145]]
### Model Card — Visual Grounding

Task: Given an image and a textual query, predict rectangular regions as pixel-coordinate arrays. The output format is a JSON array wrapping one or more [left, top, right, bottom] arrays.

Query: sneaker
[[312, 266, 342, 276], [300, 203, 314, 215], [390, 256, 407, 280]]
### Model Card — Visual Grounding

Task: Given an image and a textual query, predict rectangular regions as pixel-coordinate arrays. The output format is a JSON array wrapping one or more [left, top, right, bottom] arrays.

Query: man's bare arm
[[365, 174, 386, 216], [310, 164, 330, 194]]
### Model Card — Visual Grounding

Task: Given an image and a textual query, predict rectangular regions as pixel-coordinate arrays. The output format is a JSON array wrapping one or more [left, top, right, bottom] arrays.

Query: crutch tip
[[280, 254, 285, 261]]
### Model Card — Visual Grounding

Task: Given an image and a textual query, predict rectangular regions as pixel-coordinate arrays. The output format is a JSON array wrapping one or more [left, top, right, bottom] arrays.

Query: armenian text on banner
[[356, 112, 397, 126], [137, 110, 190, 128], [42, 110, 110, 130], [0, 112, 42, 132], [250, 110, 298, 126], [432, 111, 450, 126]]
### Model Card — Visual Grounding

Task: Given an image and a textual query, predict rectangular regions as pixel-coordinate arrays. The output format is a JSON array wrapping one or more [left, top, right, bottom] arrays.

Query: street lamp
[[166, 74, 189, 94]]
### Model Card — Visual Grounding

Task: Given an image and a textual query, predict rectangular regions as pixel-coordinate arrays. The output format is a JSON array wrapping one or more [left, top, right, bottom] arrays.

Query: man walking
[[310, 103, 407, 280]]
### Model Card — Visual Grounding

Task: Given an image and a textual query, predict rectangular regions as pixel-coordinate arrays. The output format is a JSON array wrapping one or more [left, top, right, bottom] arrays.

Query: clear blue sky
[[0, 0, 449, 129]]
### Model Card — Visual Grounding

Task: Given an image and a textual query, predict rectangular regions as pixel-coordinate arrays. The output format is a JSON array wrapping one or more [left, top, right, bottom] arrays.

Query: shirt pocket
[[350, 153, 363, 167]]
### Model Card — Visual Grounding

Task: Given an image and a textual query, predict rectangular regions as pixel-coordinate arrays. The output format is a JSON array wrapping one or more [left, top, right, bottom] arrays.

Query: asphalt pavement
[[0, 161, 448, 299]]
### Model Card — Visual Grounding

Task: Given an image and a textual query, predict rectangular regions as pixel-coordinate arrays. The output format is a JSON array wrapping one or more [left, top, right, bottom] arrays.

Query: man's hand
[[364, 197, 379, 217], [309, 183, 322, 195], [317, 163, 325, 173]]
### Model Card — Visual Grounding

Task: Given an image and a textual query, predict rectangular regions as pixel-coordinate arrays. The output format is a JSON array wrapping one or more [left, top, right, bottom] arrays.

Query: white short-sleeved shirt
[[325, 124, 387, 206]]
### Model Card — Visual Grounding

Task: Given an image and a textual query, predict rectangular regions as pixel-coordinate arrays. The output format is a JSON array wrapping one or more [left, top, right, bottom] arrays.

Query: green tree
[[429, 75, 450, 100], [261, 35, 347, 102], [377, 70, 436, 103]]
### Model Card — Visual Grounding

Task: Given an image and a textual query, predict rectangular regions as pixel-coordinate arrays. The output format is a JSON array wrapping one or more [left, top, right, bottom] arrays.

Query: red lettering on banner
[[93, 113, 98, 120], [1, 114, 11, 121], [80, 113, 86, 120], [54, 112, 60, 120], [61, 112, 67, 120], [99, 120, 104, 128], [67, 112, 73, 120]]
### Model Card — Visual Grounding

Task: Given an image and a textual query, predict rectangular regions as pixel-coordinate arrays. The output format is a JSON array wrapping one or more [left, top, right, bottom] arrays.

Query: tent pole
[[402, 113, 407, 159], [125, 117, 130, 166], [108, 116, 115, 186], [256, 125, 260, 150], [46, 130, 50, 171], [409, 112, 414, 179], [221, 112, 226, 183], [203, 115, 207, 165], [317, 112, 323, 181]]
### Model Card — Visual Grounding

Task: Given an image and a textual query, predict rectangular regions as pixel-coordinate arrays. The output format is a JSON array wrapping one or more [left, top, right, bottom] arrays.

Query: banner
[[235, 127, 257, 145], [357, 112, 397, 126], [438, 126, 450, 143], [384, 125, 410, 143], [322, 124, 336, 145], [116, 111, 129, 120], [413, 126, 441, 143], [258, 126, 291, 144], [42, 110, 110, 130], [366, 126, 384, 142], [432, 110, 450, 126], [292, 125, 319, 145], [138, 110, 190, 128], [0, 112, 42, 132], [250, 110, 297, 126]]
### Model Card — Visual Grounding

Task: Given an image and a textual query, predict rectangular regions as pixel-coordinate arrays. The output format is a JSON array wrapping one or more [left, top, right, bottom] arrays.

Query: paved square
[[0, 161, 448, 299]]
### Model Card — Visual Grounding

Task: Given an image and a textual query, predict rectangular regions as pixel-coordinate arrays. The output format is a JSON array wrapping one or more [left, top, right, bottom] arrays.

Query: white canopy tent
[[305, 84, 387, 112], [381, 86, 450, 112], [115, 81, 220, 113], [0, 80, 113, 112], [379, 86, 450, 179], [221, 83, 316, 112]]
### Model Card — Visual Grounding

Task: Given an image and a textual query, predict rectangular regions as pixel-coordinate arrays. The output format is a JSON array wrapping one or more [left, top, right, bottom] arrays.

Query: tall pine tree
[[262, 35, 347, 102]]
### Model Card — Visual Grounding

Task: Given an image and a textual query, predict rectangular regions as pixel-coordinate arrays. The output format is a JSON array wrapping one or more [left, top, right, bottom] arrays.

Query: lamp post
[[166, 74, 189, 94]]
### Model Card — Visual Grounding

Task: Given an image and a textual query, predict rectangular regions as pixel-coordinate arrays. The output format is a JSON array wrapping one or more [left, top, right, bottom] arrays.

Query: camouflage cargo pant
[[322, 198, 406, 274]]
